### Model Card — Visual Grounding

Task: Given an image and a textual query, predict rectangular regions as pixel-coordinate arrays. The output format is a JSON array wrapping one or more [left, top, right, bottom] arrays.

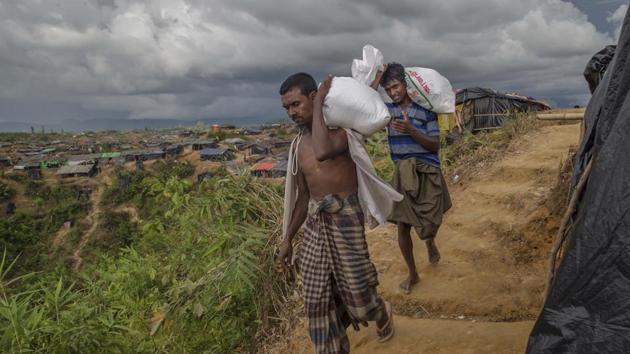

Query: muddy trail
[[71, 185, 104, 270], [278, 123, 580, 353]]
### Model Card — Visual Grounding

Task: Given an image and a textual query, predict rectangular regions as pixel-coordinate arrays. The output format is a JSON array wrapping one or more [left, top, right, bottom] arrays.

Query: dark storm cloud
[[0, 0, 622, 126]]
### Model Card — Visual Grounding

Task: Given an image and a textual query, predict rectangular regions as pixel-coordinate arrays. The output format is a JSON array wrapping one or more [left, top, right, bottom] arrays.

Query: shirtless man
[[278, 73, 393, 353]]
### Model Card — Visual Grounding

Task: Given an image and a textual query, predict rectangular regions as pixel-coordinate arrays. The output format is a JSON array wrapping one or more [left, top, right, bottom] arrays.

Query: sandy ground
[[274, 123, 580, 354]]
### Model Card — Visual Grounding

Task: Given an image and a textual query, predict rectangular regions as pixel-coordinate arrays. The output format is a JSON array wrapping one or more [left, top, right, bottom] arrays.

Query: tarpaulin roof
[[271, 160, 288, 171], [455, 87, 549, 108], [527, 6, 630, 353], [252, 161, 274, 171], [101, 152, 121, 158], [56, 164, 95, 175], [455, 87, 550, 131], [200, 148, 228, 156], [67, 153, 101, 161]]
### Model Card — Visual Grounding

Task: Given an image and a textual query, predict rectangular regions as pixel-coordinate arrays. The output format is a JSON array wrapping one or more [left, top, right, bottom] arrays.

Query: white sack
[[323, 77, 390, 136], [351, 45, 384, 86], [404, 67, 455, 113]]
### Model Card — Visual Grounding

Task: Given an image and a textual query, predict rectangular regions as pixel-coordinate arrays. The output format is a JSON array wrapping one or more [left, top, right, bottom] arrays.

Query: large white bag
[[351, 44, 384, 86], [404, 67, 455, 113], [323, 77, 390, 136]]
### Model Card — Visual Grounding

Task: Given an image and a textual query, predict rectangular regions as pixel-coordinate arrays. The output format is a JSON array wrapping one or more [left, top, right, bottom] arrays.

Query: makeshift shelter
[[164, 144, 184, 156], [191, 140, 218, 151], [250, 161, 275, 178], [16, 161, 42, 179], [527, 7, 630, 353], [28, 169, 41, 180], [123, 150, 164, 161], [224, 138, 250, 150], [245, 154, 266, 164], [266, 138, 291, 149], [40, 148, 56, 155], [20, 161, 41, 170], [56, 164, 97, 178], [225, 161, 248, 175], [0, 157, 11, 167], [270, 160, 288, 178], [100, 152, 123, 165], [249, 143, 272, 156], [455, 87, 550, 131], [67, 153, 101, 165], [40, 159, 62, 169], [101, 152, 121, 159], [243, 128, 262, 135], [199, 148, 233, 161], [223, 138, 247, 145]]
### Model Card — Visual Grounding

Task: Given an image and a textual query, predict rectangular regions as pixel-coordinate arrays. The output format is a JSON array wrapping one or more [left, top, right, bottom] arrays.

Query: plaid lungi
[[299, 193, 383, 354], [388, 158, 452, 239]]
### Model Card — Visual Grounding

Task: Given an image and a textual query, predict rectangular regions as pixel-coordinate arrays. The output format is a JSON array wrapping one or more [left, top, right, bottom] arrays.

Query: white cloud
[[0, 0, 618, 124], [607, 4, 628, 42]]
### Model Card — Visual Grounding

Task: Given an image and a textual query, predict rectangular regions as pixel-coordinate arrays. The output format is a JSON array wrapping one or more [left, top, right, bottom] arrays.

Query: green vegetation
[[207, 130, 227, 141], [151, 160, 195, 181], [366, 131, 394, 181], [0, 183, 15, 202], [0, 182, 89, 272], [91, 211, 139, 253], [0, 166, 286, 352], [101, 170, 148, 207]]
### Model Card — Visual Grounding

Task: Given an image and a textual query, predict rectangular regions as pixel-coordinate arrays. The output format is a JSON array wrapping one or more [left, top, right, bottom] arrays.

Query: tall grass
[[440, 112, 539, 178], [0, 172, 286, 353]]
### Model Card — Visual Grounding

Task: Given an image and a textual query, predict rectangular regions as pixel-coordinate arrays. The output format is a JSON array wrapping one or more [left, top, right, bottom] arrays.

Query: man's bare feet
[[377, 301, 395, 343], [426, 239, 441, 264], [399, 272, 419, 294]]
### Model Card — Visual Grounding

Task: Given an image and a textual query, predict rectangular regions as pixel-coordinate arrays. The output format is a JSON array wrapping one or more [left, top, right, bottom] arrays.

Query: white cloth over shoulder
[[282, 129, 403, 240]]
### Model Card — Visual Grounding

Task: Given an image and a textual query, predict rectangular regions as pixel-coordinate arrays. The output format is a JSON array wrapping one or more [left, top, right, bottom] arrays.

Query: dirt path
[[51, 222, 71, 250], [278, 123, 580, 353], [114, 205, 140, 223], [71, 186, 104, 270]]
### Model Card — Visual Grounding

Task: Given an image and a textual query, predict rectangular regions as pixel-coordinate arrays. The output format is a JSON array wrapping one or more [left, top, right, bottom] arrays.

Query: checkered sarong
[[299, 194, 383, 354]]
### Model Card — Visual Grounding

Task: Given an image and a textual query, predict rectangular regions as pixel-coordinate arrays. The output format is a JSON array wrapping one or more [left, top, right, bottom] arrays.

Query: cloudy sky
[[0, 0, 627, 126]]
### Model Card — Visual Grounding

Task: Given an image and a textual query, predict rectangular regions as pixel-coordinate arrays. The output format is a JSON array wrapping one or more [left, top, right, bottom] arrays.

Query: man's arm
[[311, 75, 349, 161], [391, 110, 440, 152], [370, 65, 387, 90], [278, 169, 309, 271]]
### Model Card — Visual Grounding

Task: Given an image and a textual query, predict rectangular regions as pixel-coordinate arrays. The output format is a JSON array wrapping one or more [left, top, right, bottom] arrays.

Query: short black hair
[[381, 62, 406, 87], [279, 72, 317, 96]]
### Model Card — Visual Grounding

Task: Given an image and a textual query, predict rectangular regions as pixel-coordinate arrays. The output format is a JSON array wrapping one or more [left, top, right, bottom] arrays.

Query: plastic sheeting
[[526, 7, 630, 354], [583, 45, 616, 94], [455, 88, 549, 131]]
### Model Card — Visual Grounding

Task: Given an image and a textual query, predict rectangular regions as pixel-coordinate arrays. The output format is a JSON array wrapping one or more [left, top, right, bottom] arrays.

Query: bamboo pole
[[544, 158, 594, 299], [537, 112, 584, 120]]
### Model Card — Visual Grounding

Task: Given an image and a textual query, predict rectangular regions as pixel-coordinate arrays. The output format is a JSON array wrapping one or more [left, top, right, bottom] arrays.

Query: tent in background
[[454, 87, 550, 132]]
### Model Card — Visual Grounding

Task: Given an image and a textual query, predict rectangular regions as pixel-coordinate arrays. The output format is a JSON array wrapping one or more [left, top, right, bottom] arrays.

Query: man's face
[[383, 79, 408, 104], [281, 87, 315, 126]]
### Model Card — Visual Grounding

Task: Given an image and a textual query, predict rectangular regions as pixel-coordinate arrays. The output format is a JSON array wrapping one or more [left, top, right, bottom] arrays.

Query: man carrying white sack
[[277, 72, 402, 353], [371, 63, 452, 295]]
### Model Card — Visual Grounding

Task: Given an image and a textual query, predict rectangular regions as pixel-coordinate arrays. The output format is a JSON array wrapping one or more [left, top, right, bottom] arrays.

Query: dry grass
[[441, 112, 540, 181]]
